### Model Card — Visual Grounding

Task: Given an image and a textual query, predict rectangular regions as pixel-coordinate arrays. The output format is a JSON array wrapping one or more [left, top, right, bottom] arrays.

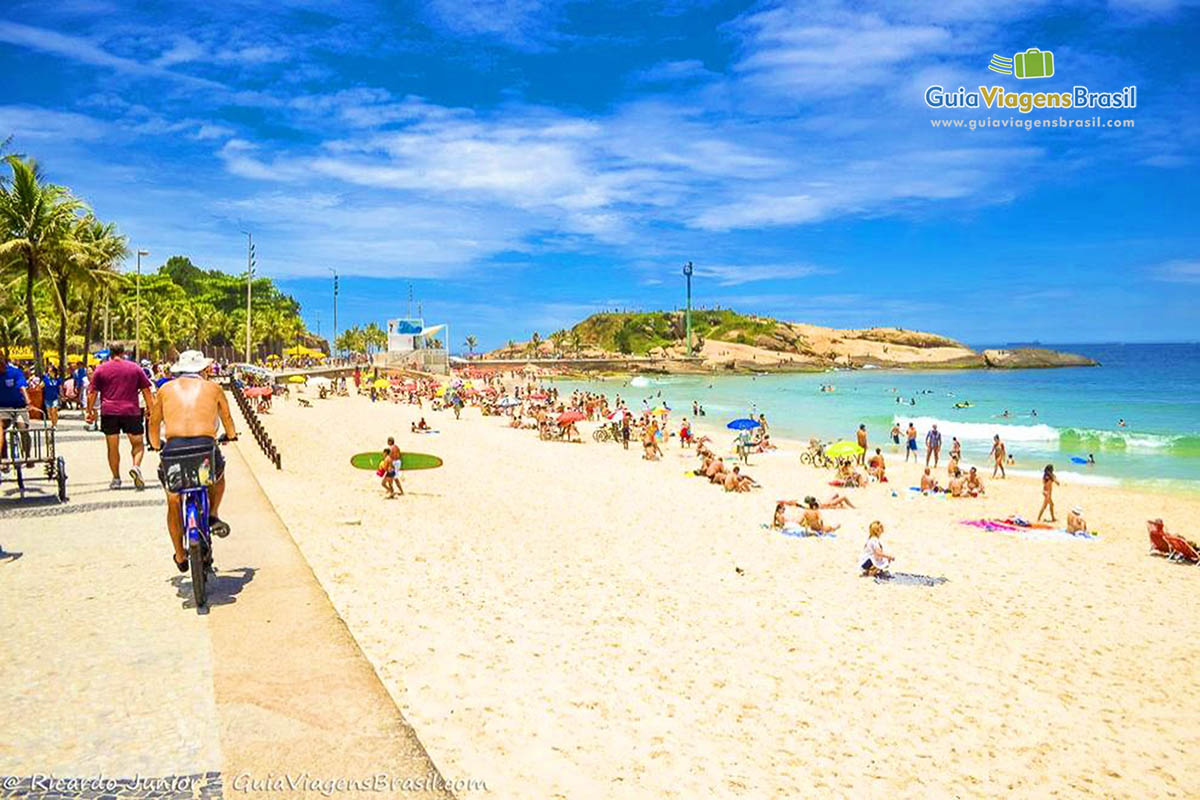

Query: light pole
[[241, 231, 255, 363], [135, 249, 149, 360], [683, 261, 694, 357], [328, 267, 338, 354]]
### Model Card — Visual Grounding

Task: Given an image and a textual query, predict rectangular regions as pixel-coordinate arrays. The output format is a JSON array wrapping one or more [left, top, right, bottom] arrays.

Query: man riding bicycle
[[147, 350, 238, 573]]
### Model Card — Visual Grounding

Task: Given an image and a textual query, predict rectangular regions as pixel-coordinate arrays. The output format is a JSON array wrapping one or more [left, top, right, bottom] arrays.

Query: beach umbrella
[[288, 375, 307, 384], [558, 410, 586, 424], [244, 386, 272, 398], [825, 440, 864, 459], [310, 376, 332, 387], [435, 387, 446, 397], [651, 406, 670, 415], [373, 378, 391, 389], [727, 418, 761, 431], [497, 396, 521, 408]]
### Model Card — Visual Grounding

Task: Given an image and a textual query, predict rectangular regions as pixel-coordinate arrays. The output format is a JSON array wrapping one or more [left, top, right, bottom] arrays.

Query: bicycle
[[799, 439, 834, 469], [157, 434, 235, 612]]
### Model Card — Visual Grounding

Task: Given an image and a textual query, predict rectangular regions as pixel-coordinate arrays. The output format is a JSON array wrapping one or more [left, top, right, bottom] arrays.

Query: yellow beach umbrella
[[288, 375, 307, 384], [825, 440, 864, 459], [651, 406, 670, 415], [435, 387, 446, 397], [373, 378, 390, 389]]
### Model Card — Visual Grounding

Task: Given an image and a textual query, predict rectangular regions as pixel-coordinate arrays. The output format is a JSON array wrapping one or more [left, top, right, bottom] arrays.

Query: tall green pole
[[683, 261, 694, 357]]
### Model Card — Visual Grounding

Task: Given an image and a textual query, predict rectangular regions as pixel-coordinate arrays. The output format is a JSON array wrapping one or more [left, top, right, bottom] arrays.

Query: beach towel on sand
[[760, 524, 835, 538], [874, 571, 948, 587], [960, 519, 1097, 540]]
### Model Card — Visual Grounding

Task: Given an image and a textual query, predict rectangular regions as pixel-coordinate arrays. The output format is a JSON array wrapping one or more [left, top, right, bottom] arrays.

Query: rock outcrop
[[982, 348, 1099, 368]]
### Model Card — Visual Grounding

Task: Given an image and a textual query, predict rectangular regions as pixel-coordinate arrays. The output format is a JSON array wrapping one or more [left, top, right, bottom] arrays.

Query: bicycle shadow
[[170, 566, 257, 611], [0, 546, 22, 564]]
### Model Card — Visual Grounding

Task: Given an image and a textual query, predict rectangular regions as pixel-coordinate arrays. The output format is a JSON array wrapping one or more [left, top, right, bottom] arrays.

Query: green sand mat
[[351, 451, 444, 471]]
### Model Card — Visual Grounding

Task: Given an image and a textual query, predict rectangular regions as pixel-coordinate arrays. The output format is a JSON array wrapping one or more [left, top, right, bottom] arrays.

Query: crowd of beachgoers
[[255, 364, 1200, 571]]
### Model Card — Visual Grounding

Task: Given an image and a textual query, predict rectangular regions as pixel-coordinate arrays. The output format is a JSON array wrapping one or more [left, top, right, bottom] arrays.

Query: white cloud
[[1151, 259, 1200, 283]]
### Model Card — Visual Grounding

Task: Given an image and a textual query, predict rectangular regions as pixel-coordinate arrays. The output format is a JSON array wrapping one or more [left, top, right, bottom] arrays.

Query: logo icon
[[988, 48, 1055, 79]]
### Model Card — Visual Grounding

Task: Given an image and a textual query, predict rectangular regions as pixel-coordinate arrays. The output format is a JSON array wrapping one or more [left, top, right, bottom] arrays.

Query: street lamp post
[[328, 267, 338, 354], [242, 232, 255, 363], [135, 249, 149, 360], [682, 261, 694, 357]]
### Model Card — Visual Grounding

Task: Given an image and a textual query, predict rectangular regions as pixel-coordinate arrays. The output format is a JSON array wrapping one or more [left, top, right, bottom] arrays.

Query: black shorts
[[157, 436, 225, 491], [101, 413, 144, 436]]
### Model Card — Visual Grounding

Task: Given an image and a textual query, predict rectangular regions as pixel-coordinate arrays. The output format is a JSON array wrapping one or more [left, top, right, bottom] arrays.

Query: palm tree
[[570, 329, 582, 356], [464, 334, 478, 356], [363, 322, 386, 354], [73, 217, 128, 368], [0, 156, 84, 373], [528, 331, 541, 354]]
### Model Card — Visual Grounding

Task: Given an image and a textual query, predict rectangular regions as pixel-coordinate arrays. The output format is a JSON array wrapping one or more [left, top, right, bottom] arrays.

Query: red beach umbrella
[[558, 410, 585, 425]]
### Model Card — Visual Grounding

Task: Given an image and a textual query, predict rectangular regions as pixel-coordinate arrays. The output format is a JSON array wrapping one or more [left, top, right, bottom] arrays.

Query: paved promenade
[[0, 413, 453, 799]]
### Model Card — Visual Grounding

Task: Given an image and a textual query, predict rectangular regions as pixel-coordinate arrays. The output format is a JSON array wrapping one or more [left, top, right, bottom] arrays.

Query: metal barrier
[[229, 385, 281, 469]]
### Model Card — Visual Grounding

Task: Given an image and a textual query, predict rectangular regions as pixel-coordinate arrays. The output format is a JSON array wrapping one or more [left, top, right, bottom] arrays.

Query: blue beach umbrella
[[727, 418, 761, 431]]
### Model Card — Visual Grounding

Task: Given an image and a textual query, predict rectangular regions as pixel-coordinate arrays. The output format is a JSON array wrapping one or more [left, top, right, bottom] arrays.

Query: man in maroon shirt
[[85, 343, 153, 490]]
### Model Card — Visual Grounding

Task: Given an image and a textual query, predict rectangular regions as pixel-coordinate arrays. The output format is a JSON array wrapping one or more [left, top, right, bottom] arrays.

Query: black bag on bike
[[159, 445, 219, 492]]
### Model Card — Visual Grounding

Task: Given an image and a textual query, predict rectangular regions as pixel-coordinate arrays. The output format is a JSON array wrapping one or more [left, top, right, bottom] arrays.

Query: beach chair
[[1148, 529, 1173, 558], [1163, 535, 1200, 565]]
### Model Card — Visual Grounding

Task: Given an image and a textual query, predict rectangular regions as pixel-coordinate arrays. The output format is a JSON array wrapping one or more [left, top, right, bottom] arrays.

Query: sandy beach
[[238, 386, 1200, 799]]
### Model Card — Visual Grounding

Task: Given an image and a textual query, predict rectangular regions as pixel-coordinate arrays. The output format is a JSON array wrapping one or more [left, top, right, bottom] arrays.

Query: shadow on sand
[[171, 566, 257, 613]]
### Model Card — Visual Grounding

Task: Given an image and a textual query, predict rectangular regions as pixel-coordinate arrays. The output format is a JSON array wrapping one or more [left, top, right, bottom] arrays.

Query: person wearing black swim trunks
[[147, 351, 238, 573]]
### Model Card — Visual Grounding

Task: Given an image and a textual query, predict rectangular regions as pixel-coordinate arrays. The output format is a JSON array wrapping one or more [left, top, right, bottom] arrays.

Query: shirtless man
[[147, 351, 238, 573], [966, 466, 985, 496], [856, 424, 868, 466], [990, 434, 1007, 478]]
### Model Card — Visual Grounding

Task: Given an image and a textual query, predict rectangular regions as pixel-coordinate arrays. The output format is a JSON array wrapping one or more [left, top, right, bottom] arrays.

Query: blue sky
[[2, 0, 1198, 348]]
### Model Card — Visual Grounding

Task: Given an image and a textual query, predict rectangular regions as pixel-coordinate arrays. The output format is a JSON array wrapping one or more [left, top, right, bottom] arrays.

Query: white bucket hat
[[171, 350, 213, 374]]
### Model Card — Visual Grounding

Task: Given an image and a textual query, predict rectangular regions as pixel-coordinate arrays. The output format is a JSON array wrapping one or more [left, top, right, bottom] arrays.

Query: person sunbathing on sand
[[1067, 506, 1088, 534], [966, 467, 985, 497], [642, 426, 663, 460], [860, 521, 894, 576], [948, 468, 966, 497], [867, 448, 887, 482], [801, 497, 840, 533], [837, 459, 863, 488], [724, 466, 752, 493], [920, 468, 941, 493], [803, 493, 853, 510], [706, 457, 727, 484]]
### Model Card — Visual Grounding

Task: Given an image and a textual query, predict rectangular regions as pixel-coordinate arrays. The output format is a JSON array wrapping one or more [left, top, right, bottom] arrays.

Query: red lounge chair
[[1148, 529, 1173, 557], [1163, 535, 1200, 564]]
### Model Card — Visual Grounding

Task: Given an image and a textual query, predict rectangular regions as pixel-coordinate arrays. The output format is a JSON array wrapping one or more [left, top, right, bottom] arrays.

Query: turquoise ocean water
[[549, 343, 1200, 493]]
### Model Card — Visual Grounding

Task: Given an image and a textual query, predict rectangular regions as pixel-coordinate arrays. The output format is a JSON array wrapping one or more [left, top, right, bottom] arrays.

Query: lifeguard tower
[[383, 317, 449, 374]]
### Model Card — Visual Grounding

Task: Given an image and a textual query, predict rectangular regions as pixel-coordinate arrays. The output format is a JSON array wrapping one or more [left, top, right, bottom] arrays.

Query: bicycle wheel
[[55, 457, 68, 503], [189, 538, 207, 610], [592, 428, 606, 442], [799, 452, 813, 466]]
